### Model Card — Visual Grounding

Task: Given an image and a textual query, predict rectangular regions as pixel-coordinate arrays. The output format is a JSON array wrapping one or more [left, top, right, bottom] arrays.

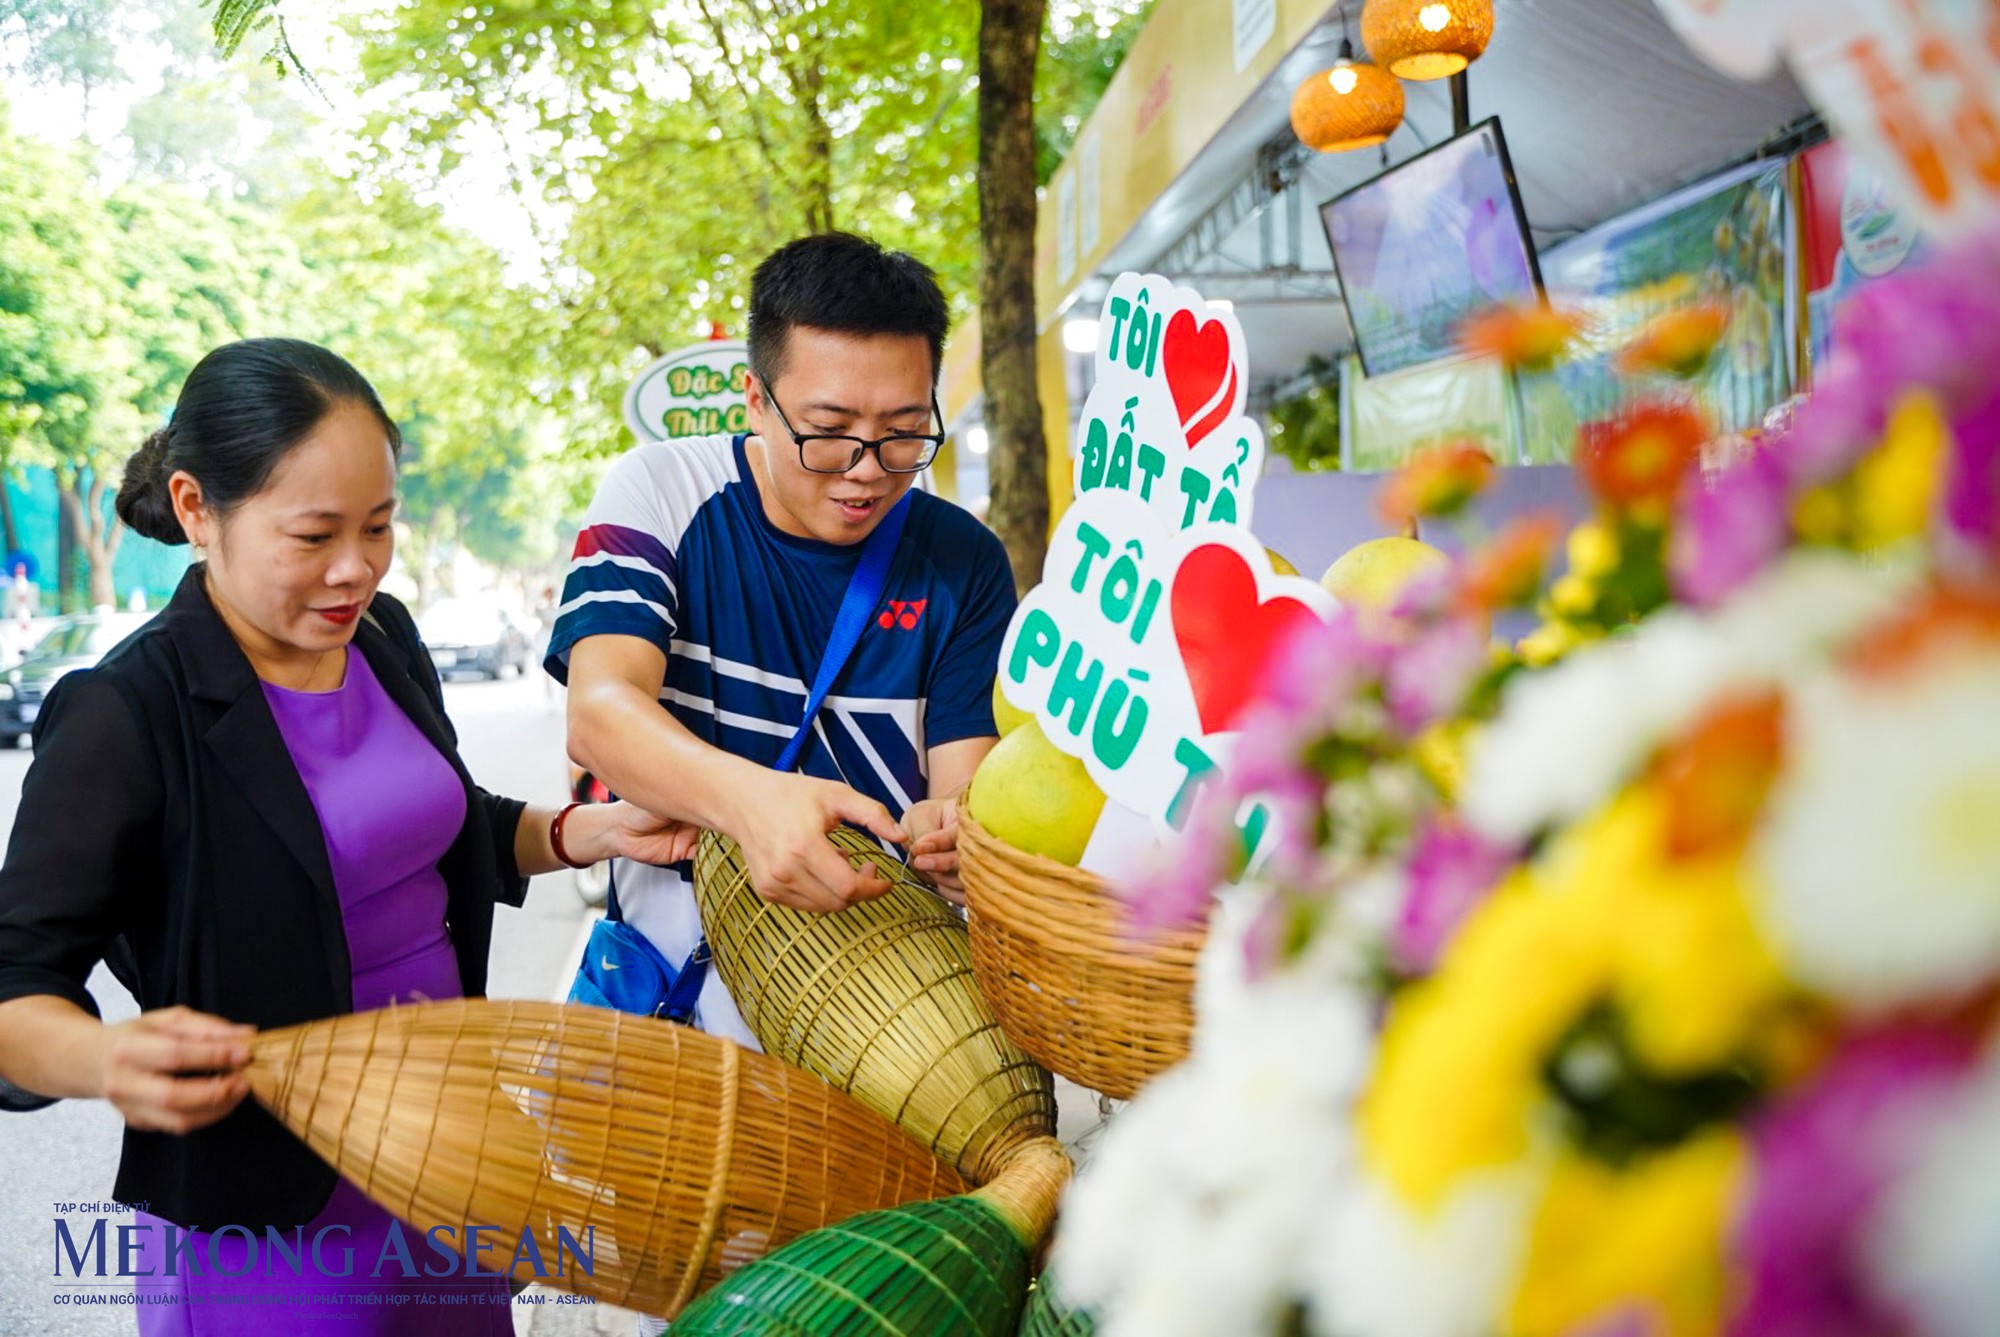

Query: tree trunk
[[0, 459, 18, 556], [59, 470, 123, 610], [978, 0, 1051, 593], [56, 476, 77, 613]]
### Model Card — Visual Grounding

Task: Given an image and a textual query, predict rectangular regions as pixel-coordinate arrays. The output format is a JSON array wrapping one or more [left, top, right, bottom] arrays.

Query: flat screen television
[[1319, 117, 1544, 378]]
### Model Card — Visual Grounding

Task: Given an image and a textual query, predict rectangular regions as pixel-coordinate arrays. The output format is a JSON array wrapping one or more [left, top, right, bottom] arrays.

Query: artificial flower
[[1459, 302, 1586, 372], [1508, 1132, 1742, 1337], [1391, 816, 1517, 975], [1668, 444, 1789, 609], [1654, 689, 1785, 860], [1754, 651, 2000, 1012], [1617, 300, 1730, 378], [1454, 512, 1565, 616], [1579, 401, 1707, 521], [1937, 384, 2000, 586], [1851, 389, 1948, 549], [1733, 1023, 1978, 1337], [1868, 1036, 2000, 1336], [1378, 443, 1497, 526]]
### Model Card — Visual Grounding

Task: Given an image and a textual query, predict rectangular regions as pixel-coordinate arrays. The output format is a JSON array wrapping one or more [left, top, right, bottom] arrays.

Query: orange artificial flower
[[1618, 300, 1731, 378], [1577, 401, 1707, 520], [1844, 584, 2000, 681], [1655, 689, 1786, 860], [1455, 512, 1565, 614], [1459, 303, 1586, 372], [1379, 443, 1497, 526]]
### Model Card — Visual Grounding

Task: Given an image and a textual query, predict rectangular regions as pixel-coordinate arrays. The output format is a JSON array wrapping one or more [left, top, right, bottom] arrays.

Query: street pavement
[[0, 670, 644, 1335]]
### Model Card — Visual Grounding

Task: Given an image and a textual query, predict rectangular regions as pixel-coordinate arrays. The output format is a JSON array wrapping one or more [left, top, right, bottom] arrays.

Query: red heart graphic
[[1172, 545, 1322, 735], [1161, 309, 1237, 449]]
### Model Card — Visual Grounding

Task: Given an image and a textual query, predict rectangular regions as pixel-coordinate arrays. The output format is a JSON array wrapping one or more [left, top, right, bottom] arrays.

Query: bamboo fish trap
[[671, 1135, 1073, 1336], [957, 808, 1208, 1102], [1020, 1268, 1099, 1336], [244, 998, 965, 1317], [693, 826, 1057, 1185]]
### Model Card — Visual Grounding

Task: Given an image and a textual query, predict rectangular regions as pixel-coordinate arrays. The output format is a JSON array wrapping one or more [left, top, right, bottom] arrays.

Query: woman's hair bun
[[115, 426, 190, 547]]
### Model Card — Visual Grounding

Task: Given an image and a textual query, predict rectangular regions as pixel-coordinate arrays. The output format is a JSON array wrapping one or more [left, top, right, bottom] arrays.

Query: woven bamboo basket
[[245, 998, 964, 1318], [672, 1135, 1072, 1336], [694, 826, 1055, 1184], [957, 808, 1208, 1101], [1019, 1269, 1098, 1336]]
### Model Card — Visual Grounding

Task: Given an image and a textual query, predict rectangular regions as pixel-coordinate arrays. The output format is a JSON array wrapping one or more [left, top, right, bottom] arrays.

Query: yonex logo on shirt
[[877, 599, 928, 631]]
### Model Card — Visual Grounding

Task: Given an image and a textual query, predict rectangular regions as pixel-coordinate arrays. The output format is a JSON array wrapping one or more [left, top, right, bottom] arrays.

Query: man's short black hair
[[746, 232, 950, 390]]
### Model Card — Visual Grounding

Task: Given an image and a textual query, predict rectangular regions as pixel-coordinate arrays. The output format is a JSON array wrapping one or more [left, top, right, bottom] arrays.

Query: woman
[[0, 339, 694, 1332]]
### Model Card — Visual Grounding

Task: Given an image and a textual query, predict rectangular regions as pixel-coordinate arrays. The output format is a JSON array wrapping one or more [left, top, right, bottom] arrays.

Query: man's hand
[[903, 796, 966, 906], [727, 769, 910, 914]]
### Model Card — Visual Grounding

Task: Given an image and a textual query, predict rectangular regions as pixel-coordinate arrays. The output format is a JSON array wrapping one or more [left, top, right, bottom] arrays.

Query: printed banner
[[1651, 0, 2000, 238], [622, 342, 751, 443]]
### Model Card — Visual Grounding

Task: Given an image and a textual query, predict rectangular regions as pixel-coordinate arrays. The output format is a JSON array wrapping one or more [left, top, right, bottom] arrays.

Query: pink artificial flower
[[1383, 615, 1489, 735], [1785, 222, 2000, 489], [1255, 610, 1391, 718], [1729, 1023, 1979, 1337], [1390, 817, 1516, 975], [1670, 444, 1790, 608], [1937, 385, 2000, 589]]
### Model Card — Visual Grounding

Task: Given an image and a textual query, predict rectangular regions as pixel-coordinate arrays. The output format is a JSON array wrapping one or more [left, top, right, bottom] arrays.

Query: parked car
[[0, 612, 151, 747], [418, 598, 533, 680]]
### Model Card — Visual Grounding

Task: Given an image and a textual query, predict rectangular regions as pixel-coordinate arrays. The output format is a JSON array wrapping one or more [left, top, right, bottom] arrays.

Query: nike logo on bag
[[600, 956, 620, 971]]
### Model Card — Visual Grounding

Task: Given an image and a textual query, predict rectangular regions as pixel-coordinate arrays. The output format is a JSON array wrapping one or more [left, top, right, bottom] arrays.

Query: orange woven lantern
[[1361, 0, 1494, 80], [1290, 40, 1404, 153]]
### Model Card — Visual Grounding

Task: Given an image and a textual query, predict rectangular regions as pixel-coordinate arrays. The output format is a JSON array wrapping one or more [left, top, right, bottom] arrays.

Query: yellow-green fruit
[[992, 678, 1035, 737], [1318, 536, 1450, 612], [967, 719, 1107, 866], [1265, 546, 1301, 577]]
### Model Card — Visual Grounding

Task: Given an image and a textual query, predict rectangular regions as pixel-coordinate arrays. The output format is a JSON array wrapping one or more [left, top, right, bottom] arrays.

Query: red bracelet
[[550, 802, 592, 870]]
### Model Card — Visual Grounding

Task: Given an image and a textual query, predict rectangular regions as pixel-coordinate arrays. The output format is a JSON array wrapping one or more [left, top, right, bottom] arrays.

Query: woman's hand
[[96, 1007, 254, 1134], [599, 801, 705, 867]]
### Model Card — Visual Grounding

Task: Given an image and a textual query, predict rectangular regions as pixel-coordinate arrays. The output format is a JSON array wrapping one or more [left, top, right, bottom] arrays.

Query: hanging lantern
[[1290, 39, 1405, 153], [1360, 0, 1494, 80]]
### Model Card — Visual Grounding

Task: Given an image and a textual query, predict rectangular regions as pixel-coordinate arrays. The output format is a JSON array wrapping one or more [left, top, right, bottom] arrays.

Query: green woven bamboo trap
[[670, 1136, 1072, 1336], [694, 826, 1056, 1184], [1019, 1269, 1098, 1336]]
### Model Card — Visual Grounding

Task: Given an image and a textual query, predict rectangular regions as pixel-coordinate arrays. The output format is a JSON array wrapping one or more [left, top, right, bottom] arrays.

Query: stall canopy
[[1022, 0, 1813, 403]]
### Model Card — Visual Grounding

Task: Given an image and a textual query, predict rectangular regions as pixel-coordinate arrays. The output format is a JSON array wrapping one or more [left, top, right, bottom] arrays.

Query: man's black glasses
[[766, 391, 945, 474]]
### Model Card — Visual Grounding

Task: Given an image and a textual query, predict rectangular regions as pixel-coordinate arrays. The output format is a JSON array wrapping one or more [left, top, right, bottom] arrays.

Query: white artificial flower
[[1867, 1042, 2000, 1336], [1303, 1154, 1547, 1337], [1754, 654, 2000, 1011], [1706, 547, 1915, 680], [1464, 550, 1914, 843], [1058, 899, 1374, 1336], [1464, 609, 1722, 840]]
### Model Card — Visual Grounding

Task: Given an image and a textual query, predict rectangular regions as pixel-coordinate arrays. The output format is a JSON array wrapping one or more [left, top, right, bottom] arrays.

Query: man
[[546, 232, 1015, 1048]]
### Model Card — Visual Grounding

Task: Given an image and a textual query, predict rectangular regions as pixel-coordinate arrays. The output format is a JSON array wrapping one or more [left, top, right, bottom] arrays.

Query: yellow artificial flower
[[1413, 717, 1478, 804], [1519, 620, 1583, 668], [1791, 485, 1846, 545], [1508, 1131, 1743, 1337], [1567, 520, 1620, 583], [1853, 390, 1948, 549], [1360, 789, 1783, 1208], [1549, 574, 1597, 619]]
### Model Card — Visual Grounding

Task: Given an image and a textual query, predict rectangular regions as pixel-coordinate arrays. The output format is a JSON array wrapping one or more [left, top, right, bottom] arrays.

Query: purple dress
[[133, 648, 512, 1335]]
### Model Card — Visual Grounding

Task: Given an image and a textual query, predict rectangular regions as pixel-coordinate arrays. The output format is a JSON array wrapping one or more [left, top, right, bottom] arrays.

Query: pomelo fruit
[[966, 719, 1106, 866], [1318, 536, 1450, 612], [992, 677, 1034, 737]]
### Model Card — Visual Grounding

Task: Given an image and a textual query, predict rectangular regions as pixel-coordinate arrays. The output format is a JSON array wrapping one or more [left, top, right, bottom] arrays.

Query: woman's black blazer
[[0, 565, 527, 1229]]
